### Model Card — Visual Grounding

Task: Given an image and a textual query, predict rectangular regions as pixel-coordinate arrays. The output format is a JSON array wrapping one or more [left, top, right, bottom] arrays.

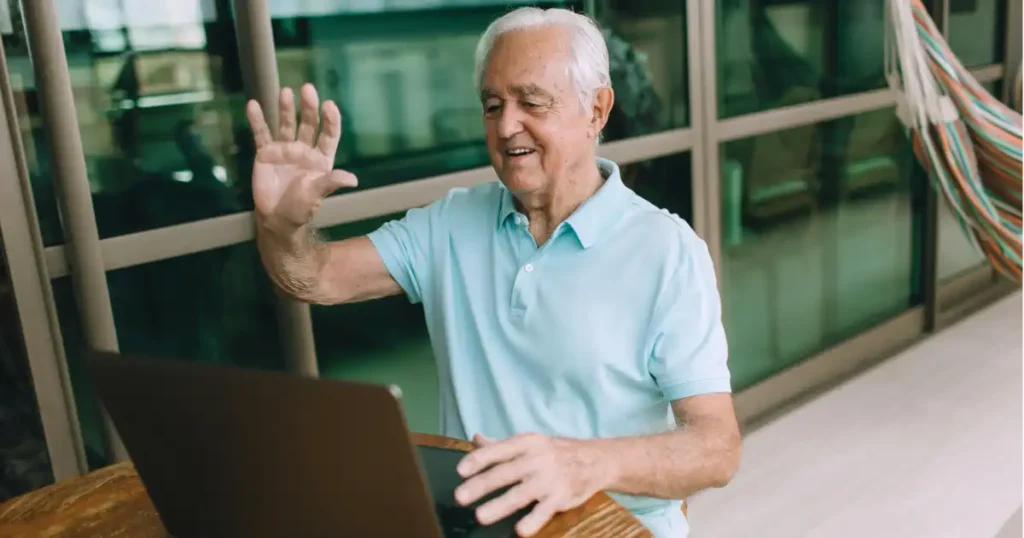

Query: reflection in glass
[[720, 109, 925, 389], [622, 152, 693, 224], [948, 0, 1006, 68], [3, 1, 247, 245], [4, 0, 691, 245], [108, 244, 285, 370], [593, 0, 689, 139], [271, 2, 583, 193], [716, 0, 919, 118], [272, 1, 691, 190], [312, 152, 693, 434]]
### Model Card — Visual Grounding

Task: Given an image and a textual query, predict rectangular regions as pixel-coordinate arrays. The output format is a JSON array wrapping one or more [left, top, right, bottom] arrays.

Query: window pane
[[717, 1, 900, 118], [594, 0, 689, 139], [108, 243, 285, 370], [720, 108, 925, 389], [313, 213, 437, 434], [948, 0, 1006, 68], [60, 242, 287, 469], [4, 2, 249, 245], [313, 152, 694, 434], [622, 152, 693, 223], [272, 2, 584, 193]]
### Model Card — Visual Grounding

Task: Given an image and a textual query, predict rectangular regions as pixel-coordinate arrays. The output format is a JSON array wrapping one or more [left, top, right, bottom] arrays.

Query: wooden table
[[0, 433, 650, 537]]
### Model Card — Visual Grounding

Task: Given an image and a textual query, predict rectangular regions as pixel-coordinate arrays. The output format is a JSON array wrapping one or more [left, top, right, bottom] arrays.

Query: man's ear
[[589, 86, 615, 137]]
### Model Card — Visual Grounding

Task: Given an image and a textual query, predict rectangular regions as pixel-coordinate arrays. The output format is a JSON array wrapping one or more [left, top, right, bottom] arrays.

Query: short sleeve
[[366, 195, 450, 304], [648, 237, 731, 401]]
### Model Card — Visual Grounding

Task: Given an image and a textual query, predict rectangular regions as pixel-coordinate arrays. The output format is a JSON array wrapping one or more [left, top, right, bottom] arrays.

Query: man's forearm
[[255, 216, 330, 303], [585, 417, 741, 501]]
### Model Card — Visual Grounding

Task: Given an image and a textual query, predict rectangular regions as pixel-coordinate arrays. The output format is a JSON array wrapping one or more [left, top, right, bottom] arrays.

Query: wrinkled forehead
[[480, 26, 575, 100]]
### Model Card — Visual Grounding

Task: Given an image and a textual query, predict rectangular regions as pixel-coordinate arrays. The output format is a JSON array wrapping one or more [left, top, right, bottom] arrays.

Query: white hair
[[473, 7, 611, 109]]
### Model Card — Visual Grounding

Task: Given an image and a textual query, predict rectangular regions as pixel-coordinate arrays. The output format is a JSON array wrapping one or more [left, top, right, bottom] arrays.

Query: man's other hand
[[454, 433, 607, 536]]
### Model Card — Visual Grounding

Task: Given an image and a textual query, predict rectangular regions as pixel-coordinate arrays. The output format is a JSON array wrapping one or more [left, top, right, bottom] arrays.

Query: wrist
[[256, 215, 309, 254], [578, 437, 622, 493], [255, 211, 298, 235]]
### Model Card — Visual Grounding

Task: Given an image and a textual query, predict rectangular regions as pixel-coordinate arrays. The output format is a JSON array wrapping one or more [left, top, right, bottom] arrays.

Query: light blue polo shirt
[[367, 158, 730, 536]]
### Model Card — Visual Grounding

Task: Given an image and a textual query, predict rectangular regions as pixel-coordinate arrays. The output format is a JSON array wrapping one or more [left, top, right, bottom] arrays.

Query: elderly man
[[246, 7, 740, 537]]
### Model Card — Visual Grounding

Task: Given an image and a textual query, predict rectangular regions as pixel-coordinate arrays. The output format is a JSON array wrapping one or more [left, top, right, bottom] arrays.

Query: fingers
[[296, 83, 320, 146], [316, 99, 342, 158], [475, 484, 535, 526], [455, 458, 531, 507], [256, 84, 340, 156], [515, 500, 557, 537], [311, 169, 358, 199], [278, 87, 296, 142], [473, 433, 496, 448], [246, 100, 272, 150], [458, 435, 531, 478]]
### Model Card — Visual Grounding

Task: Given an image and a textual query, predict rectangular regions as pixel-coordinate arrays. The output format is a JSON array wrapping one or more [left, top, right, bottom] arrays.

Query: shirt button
[[514, 215, 522, 225], [524, 263, 534, 272]]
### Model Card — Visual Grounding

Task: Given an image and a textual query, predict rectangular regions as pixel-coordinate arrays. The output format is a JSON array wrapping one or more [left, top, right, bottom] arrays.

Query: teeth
[[508, 149, 533, 156]]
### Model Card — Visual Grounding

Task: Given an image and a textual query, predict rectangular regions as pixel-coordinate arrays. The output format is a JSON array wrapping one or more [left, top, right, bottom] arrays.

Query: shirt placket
[[509, 213, 540, 317]]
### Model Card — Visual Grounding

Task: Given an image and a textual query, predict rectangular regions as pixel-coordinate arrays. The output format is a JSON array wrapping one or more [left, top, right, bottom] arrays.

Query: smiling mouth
[[505, 148, 536, 158]]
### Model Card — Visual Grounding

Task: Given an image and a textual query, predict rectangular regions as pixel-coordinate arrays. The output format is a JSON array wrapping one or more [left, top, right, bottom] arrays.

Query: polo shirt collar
[[496, 158, 630, 249], [497, 185, 518, 228]]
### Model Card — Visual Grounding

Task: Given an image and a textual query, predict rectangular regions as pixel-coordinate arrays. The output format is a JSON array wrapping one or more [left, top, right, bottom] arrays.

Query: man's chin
[[497, 172, 546, 195]]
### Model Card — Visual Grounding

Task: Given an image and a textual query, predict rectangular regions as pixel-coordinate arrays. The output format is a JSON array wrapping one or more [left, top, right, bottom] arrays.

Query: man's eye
[[523, 102, 541, 109], [484, 103, 501, 114]]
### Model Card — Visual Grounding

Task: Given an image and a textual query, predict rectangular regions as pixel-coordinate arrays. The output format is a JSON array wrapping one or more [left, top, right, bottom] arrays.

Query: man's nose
[[497, 106, 524, 139]]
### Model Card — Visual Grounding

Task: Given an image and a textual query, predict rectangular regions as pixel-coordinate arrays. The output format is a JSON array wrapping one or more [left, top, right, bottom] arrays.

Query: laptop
[[83, 351, 526, 538]]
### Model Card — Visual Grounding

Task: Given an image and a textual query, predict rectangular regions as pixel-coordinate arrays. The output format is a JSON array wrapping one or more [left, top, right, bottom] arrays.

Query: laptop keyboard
[[436, 504, 481, 537]]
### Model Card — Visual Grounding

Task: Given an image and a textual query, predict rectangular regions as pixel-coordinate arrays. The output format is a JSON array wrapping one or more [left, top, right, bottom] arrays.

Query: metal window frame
[[923, 0, 954, 332], [1001, 0, 1022, 106], [40, 128, 696, 278], [37, 67, 1016, 283], [691, 0, 1012, 424], [685, 0, 710, 243], [231, 0, 319, 378], [4, 0, 1019, 481], [20, 0, 127, 465], [0, 37, 87, 480], [694, 0, 722, 277]]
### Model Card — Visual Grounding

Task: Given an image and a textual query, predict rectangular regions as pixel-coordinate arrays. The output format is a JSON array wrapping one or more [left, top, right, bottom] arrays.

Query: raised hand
[[246, 83, 357, 231]]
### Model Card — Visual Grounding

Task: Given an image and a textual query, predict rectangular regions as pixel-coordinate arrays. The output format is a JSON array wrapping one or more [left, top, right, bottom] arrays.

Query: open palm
[[246, 84, 357, 229]]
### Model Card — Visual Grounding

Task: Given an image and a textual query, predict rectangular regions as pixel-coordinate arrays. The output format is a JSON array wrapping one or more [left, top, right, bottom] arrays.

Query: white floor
[[689, 292, 1023, 538]]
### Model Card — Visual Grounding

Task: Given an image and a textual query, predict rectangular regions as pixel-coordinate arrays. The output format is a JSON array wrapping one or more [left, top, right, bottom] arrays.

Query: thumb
[[311, 169, 358, 199]]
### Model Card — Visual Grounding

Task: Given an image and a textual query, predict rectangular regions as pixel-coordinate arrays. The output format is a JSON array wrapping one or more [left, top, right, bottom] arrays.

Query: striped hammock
[[885, 0, 1023, 283]]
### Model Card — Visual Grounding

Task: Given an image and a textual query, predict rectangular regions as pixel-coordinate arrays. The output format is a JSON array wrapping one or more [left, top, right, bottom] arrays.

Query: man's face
[[480, 26, 599, 195]]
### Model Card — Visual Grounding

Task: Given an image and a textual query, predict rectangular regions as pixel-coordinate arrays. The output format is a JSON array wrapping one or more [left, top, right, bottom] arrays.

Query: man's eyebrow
[[480, 89, 499, 102], [479, 85, 553, 101], [511, 84, 552, 99]]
